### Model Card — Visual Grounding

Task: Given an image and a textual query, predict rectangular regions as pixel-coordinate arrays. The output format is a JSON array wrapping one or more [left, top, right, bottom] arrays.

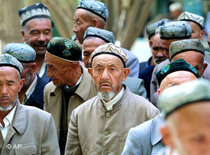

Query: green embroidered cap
[[156, 59, 200, 85], [47, 37, 82, 62]]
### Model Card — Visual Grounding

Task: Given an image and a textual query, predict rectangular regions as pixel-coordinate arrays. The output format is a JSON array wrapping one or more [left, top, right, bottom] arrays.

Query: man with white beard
[[65, 43, 159, 154]]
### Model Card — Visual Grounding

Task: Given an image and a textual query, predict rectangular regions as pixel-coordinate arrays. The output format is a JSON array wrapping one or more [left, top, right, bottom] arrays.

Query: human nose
[[101, 69, 110, 80], [1, 85, 8, 95], [37, 33, 46, 42]]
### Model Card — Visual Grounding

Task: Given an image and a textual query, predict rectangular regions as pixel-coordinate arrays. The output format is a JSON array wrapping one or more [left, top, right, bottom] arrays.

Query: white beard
[[97, 92, 115, 102], [0, 102, 15, 111]]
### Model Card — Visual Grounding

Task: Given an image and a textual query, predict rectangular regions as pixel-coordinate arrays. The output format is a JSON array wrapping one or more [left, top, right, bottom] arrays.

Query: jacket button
[[105, 112, 110, 118]]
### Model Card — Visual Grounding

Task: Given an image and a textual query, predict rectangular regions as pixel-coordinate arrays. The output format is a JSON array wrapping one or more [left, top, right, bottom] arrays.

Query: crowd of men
[[0, 0, 210, 155]]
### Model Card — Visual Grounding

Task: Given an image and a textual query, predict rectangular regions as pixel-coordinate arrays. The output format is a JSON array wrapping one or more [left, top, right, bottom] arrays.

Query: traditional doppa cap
[[83, 27, 115, 43], [178, 11, 204, 29], [158, 79, 210, 118], [159, 21, 192, 39], [146, 18, 170, 39], [3, 43, 36, 62], [169, 39, 205, 60], [156, 59, 200, 85], [18, 3, 51, 26], [0, 54, 23, 74], [91, 43, 128, 67], [77, 0, 109, 21], [47, 37, 82, 62]]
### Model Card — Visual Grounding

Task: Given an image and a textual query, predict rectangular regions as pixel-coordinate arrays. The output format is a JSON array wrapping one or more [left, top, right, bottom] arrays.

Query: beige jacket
[[65, 86, 160, 155], [0, 102, 60, 155], [44, 66, 97, 139]]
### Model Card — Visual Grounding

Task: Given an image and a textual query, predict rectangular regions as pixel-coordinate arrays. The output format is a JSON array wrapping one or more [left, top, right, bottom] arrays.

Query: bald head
[[159, 71, 197, 94]]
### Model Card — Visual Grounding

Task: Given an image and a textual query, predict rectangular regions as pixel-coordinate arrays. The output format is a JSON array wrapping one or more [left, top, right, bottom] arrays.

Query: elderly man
[[44, 37, 96, 154], [73, 0, 140, 77], [65, 43, 159, 155], [121, 59, 199, 155], [139, 19, 170, 99], [83, 26, 147, 97], [0, 54, 59, 154], [3, 43, 48, 109], [18, 3, 53, 82], [158, 79, 210, 155]]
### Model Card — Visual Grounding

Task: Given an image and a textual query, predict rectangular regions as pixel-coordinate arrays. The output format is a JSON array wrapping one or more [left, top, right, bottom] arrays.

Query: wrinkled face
[[159, 71, 197, 93], [82, 37, 106, 68], [189, 21, 204, 40], [73, 9, 94, 44], [172, 51, 205, 76], [0, 67, 24, 111], [21, 18, 53, 56], [168, 102, 210, 155], [150, 34, 168, 64], [45, 52, 74, 87], [89, 54, 129, 99]]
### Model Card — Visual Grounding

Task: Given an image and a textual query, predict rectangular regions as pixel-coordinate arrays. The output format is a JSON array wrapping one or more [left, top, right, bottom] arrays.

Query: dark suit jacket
[[25, 74, 48, 109]]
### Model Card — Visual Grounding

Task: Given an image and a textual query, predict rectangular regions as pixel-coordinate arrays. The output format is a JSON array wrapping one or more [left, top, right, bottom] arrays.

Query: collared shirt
[[22, 74, 38, 105], [101, 87, 124, 111], [0, 106, 16, 140], [39, 62, 46, 78]]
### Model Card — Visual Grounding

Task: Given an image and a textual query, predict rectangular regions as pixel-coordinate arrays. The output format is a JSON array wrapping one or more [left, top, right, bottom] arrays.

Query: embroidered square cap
[[18, 3, 51, 26], [0, 54, 23, 74], [3, 43, 36, 62], [156, 59, 200, 85], [159, 21, 192, 39], [83, 27, 115, 43], [91, 43, 128, 67], [177, 11, 204, 29], [47, 37, 82, 62], [158, 79, 210, 118], [169, 39, 205, 60], [77, 0, 109, 21]]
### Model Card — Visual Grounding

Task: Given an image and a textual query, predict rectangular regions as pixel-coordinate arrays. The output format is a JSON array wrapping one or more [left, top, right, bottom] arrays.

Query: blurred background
[[0, 0, 210, 62]]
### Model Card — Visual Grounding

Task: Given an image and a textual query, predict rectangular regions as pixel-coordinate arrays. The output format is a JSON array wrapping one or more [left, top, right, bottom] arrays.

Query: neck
[[66, 66, 83, 87], [35, 55, 45, 74]]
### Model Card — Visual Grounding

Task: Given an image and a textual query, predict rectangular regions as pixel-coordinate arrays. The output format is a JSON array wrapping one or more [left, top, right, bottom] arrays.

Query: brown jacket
[[44, 66, 97, 139], [0, 101, 60, 155], [65, 86, 160, 155]]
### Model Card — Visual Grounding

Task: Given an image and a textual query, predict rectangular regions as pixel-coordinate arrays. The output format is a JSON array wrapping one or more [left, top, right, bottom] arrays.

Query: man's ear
[[29, 62, 37, 74], [157, 88, 161, 96], [149, 40, 153, 48], [203, 62, 208, 72], [19, 78, 25, 92], [199, 30, 205, 40], [160, 125, 175, 149], [21, 29, 26, 41], [88, 68, 93, 77], [122, 68, 130, 82]]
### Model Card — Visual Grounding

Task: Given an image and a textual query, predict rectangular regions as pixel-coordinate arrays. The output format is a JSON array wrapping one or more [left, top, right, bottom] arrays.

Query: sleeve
[[137, 78, 148, 99], [43, 85, 49, 112], [150, 65, 158, 105], [121, 128, 143, 155], [42, 115, 60, 155], [65, 109, 82, 155]]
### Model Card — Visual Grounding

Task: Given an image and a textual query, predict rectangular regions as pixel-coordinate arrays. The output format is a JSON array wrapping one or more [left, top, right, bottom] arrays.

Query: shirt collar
[[102, 87, 124, 111], [39, 61, 46, 77], [0, 105, 16, 128]]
